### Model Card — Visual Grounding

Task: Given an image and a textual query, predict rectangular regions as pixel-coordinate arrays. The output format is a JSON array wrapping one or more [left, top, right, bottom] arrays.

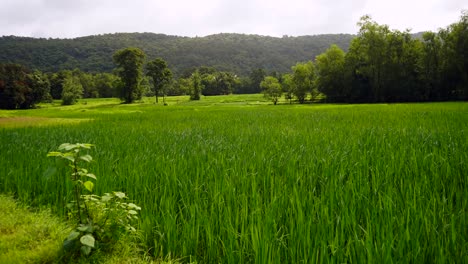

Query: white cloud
[[0, 0, 466, 38]]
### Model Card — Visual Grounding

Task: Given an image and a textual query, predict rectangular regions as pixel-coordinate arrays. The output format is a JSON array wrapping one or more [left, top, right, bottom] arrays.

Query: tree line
[[0, 12, 466, 109], [260, 12, 467, 104]]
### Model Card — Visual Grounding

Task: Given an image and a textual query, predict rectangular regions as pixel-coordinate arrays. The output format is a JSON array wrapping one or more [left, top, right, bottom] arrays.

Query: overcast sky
[[0, 0, 466, 38]]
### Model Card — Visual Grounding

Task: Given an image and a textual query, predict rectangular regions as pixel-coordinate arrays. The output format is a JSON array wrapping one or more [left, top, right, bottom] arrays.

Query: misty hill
[[0, 33, 354, 76]]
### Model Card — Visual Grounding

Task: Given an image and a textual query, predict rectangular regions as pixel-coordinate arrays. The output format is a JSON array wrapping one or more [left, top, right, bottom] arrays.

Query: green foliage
[[281, 73, 294, 104], [260, 76, 282, 105], [47, 143, 140, 258], [201, 70, 239, 96], [146, 58, 173, 104], [113, 47, 146, 103], [315, 44, 347, 102], [291, 61, 315, 103], [332, 12, 467, 103], [189, 70, 203, 100], [248, 68, 267, 94], [0, 33, 354, 76], [0, 63, 50, 109], [61, 76, 83, 105]]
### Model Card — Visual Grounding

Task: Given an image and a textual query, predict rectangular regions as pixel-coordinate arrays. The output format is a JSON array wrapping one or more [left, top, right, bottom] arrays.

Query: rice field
[[0, 96, 467, 263]]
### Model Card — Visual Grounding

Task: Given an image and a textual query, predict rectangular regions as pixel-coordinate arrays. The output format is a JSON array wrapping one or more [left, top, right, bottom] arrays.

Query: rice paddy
[[0, 96, 466, 263]]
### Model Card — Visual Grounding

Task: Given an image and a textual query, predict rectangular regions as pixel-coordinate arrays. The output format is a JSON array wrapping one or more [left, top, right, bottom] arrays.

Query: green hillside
[[0, 33, 353, 75]]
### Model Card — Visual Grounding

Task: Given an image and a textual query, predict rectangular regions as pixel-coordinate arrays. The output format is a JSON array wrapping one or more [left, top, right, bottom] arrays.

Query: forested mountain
[[0, 33, 354, 76]]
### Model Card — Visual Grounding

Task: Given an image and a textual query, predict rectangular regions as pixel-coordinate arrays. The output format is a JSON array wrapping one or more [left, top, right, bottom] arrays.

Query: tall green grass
[[0, 98, 467, 263]]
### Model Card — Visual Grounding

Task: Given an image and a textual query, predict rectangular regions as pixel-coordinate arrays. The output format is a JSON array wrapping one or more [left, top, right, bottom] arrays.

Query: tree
[[201, 70, 238, 96], [420, 32, 443, 100], [248, 68, 266, 94], [62, 76, 83, 105], [27, 70, 52, 103], [189, 70, 203, 100], [113, 47, 146, 103], [438, 11, 468, 100], [94, 73, 118, 98], [281, 73, 294, 104], [315, 45, 347, 102], [292, 61, 315, 103], [146, 58, 173, 104], [260, 76, 282, 105], [0, 63, 49, 109], [48, 70, 71, 100]]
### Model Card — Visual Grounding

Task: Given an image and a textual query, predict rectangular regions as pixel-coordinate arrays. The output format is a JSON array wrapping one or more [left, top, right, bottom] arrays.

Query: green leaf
[[63, 155, 75, 162], [128, 203, 141, 210], [66, 231, 80, 241], [77, 143, 94, 149], [114, 192, 126, 199], [81, 245, 92, 255], [47, 151, 62, 157], [79, 154, 93, 162], [84, 181, 94, 192], [128, 210, 138, 215], [59, 143, 78, 151], [77, 226, 88, 232], [85, 173, 97, 180], [80, 234, 95, 248], [102, 193, 112, 202]]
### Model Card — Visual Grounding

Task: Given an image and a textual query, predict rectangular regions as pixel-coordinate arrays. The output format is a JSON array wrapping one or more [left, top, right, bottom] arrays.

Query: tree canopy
[[113, 47, 146, 103]]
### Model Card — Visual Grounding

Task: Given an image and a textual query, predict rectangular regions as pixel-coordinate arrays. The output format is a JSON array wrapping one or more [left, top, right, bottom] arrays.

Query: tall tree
[[0, 63, 49, 109], [292, 61, 315, 103], [439, 11, 468, 100], [281, 73, 294, 104], [355, 15, 390, 102], [420, 32, 443, 100], [61, 75, 83, 105], [189, 70, 203, 100], [146, 58, 173, 104], [315, 44, 347, 102], [260, 76, 282, 105], [113, 47, 146, 104], [249, 68, 266, 94]]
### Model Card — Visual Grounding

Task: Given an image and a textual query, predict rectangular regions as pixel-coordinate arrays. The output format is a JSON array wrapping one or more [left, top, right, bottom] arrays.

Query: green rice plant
[[0, 98, 466, 263]]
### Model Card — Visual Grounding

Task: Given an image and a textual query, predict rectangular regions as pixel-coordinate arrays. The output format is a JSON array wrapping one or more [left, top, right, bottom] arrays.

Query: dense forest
[[0, 33, 354, 76]]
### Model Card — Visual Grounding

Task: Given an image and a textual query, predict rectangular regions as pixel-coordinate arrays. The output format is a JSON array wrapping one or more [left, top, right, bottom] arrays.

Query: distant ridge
[[0, 32, 355, 75]]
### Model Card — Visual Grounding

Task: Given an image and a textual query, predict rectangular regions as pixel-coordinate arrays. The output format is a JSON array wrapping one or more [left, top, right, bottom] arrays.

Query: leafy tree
[[189, 70, 203, 100], [27, 70, 52, 103], [94, 73, 118, 98], [248, 68, 266, 94], [62, 76, 83, 105], [439, 11, 468, 100], [0, 63, 49, 109], [74, 70, 98, 98], [201, 71, 238, 96], [292, 61, 315, 103], [315, 45, 347, 102], [113, 47, 146, 103], [420, 32, 443, 100], [146, 58, 173, 104], [281, 73, 294, 104], [48, 70, 71, 100], [354, 15, 390, 102], [260, 76, 282, 105]]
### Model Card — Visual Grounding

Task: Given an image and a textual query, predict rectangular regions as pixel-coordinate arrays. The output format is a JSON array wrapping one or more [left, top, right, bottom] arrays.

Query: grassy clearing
[[0, 195, 68, 263], [0, 195, 178, 264], [0, 97, 467, 263]]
